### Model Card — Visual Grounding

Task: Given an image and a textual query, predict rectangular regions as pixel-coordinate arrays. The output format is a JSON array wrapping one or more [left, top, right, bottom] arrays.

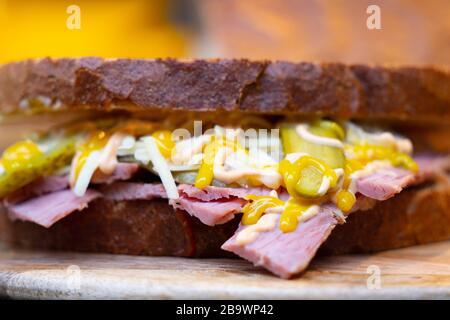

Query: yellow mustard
[[391, 153, 418, 173], [279, 197, 318, 232], [152, 130, 175, 159], [312, 119, 346, 140], [279, 155, 338, 199], [0, 140, 43, 173], [242, 195, 284, 225], [74, 131, 109, 180], [195, 141, 217, 189], [346, 143, 418, 172], [195, 136, 244, 189], [336, 189, 356, 213]]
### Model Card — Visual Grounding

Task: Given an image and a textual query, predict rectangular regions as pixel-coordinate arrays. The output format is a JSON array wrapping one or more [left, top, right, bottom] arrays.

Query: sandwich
[[0, 58, 449, 279]]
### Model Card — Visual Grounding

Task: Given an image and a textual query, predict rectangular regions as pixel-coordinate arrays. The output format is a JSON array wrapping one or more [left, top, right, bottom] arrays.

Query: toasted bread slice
[[0, 58, 449, 124]]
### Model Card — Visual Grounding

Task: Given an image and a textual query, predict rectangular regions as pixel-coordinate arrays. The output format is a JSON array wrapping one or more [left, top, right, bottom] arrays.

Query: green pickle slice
[[294, 164, 324, 197], [173, 171, 197, 185], [0, 136, 76, 198], [280, 121, 345, 169], [173, 171, 232, 188]]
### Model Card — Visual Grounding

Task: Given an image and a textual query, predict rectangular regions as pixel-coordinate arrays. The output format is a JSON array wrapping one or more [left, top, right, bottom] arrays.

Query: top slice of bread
[[0, 58, 449, 125]]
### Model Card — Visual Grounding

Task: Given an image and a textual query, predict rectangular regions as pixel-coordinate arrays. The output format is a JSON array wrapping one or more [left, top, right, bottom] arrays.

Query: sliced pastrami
[[355, 167, 416, 201], [414, 153, 450, 183], [222, 205, 340, 279], [100, 182, 248, 225], [3, 175, 69, 205], [172, 197, 246, 226], [101, 182, 167, 201], [6, 189, 101, 228], [91, 163, 140, 184], [178, 184, 273, 201]]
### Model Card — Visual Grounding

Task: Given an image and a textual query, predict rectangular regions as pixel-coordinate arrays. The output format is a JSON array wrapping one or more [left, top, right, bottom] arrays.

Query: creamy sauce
[[265, 192, 286, 214], [298, 205, 320, 222], [296, 124, 344, 149], [269, 189, 279, 198], [317, 176, 331, 195], [265, 206, 285, 214], [255, 170, 283, 190], [171, 134, 212, 165], [213, 148, 257, 183], [236, 213, 279, 245], [285, 152, 308, 163], [333, 168, 345, 191], [236, 202, 321, 246], [98, 132, 127, 175], [213, 147, 282, 189], [69, 151, 81, 187], [334, 168, 344, 177]]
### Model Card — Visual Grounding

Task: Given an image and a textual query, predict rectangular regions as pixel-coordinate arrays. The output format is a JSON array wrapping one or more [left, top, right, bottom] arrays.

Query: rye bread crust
[[0, 58, 449, 124], [1, 184, 449, 257]]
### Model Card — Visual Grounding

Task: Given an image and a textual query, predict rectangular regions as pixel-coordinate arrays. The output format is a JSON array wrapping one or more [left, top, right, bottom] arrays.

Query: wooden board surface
[[0, 241, 449, 299]]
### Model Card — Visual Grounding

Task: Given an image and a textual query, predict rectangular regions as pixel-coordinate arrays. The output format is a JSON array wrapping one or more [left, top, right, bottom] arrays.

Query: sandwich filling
[[0, 115, 445, 278]]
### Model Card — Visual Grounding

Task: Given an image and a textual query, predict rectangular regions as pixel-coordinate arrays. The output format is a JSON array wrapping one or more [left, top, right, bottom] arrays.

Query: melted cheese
[[73, 150, 102, 197], [142, 137, 179, 199]]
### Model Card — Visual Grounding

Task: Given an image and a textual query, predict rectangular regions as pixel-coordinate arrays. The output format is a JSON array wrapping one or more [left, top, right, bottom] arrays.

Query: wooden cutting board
[[0, 241, 449, 299]]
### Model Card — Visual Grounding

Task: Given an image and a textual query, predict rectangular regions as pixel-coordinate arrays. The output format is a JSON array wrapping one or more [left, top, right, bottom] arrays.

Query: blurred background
[[0, 0, 449, 65]]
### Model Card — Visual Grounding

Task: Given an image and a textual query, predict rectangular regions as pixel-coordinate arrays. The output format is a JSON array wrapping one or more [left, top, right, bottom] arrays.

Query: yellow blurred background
[[0, 0, 449, 64], [0, 0, 187, 63], [197, 0, 450, 65]]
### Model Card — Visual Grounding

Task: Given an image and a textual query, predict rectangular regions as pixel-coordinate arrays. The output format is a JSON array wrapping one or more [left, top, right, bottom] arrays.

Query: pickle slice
[[173, 171, 231, 188], [280, 123, 345, 169], [0, 136, 76, 198], [294, 164, 324, 198], [173, 171, 197, 185], [280, 156, 332, 199], [311, 119, 345, 140]]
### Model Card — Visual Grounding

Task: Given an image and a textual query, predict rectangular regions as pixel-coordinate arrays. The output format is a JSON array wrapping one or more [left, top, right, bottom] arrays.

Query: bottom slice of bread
[[1, 184, 449, 257]]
